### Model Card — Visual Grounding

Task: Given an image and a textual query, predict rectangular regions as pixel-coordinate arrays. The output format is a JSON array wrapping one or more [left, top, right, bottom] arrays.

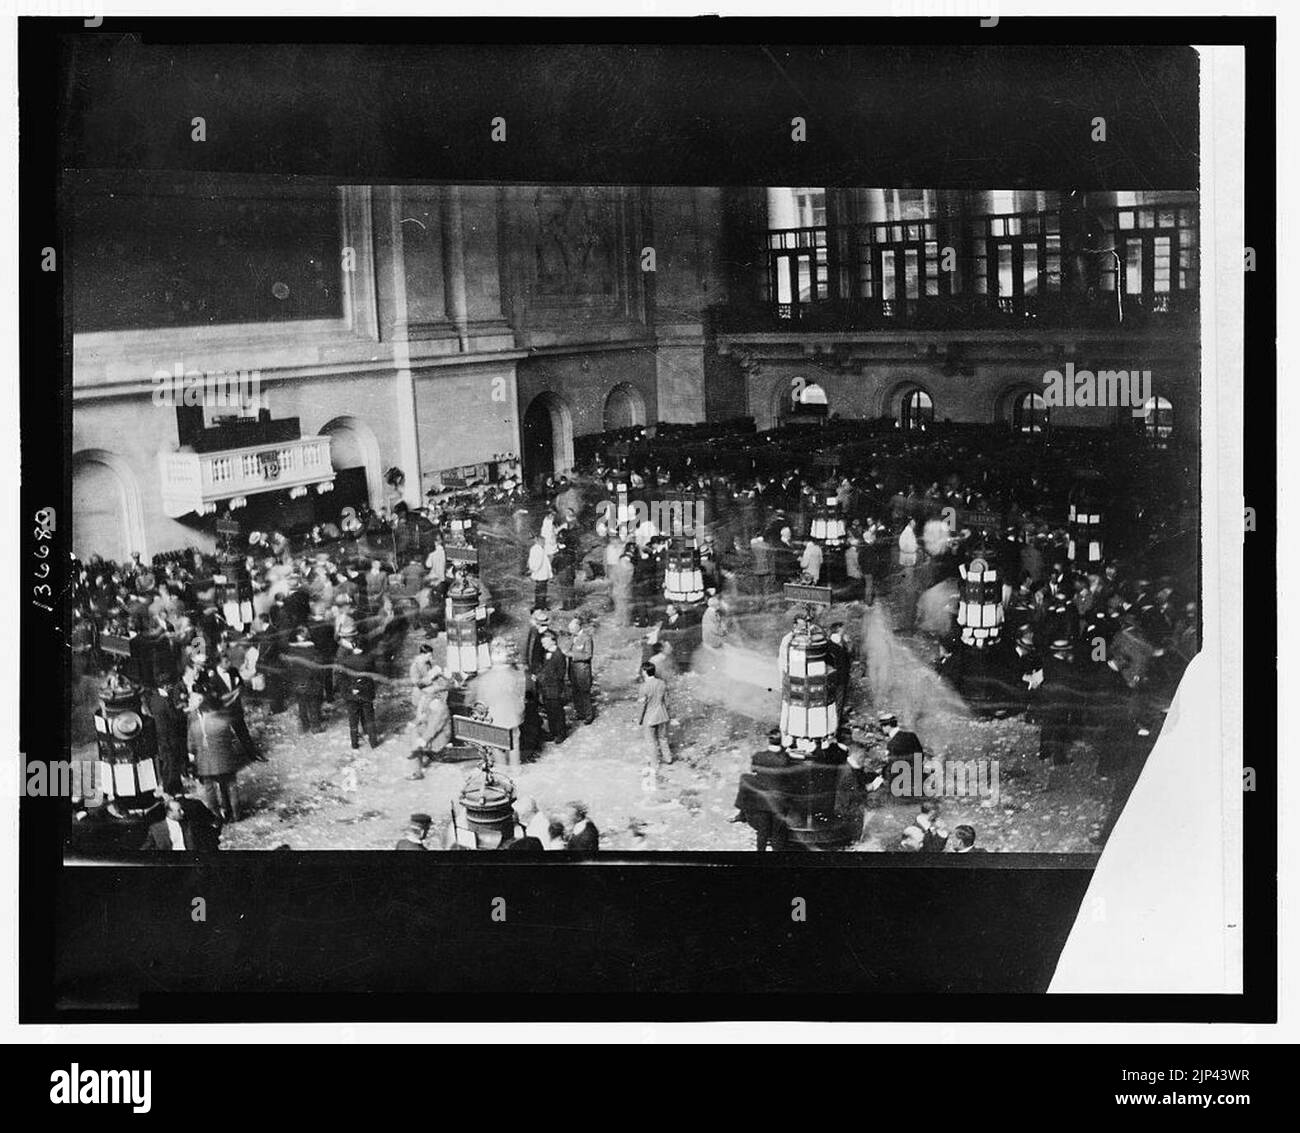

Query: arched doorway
[[319, 416, 384, 512], [521, 392, 574, 491], [603, 383, 647, 431], [1012, 391, 1049, 433], [72, 450, 147, 562], [770, 377, 830, 427], [900, 388, 934, 431]]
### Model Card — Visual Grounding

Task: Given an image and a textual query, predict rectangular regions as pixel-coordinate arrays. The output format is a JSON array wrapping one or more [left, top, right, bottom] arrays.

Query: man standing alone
[[636, 662, 673, 785], [527, 532, 553, 609]]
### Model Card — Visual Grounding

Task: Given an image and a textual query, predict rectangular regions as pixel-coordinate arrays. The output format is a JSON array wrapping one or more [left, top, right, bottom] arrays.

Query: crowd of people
[[71, 414, 1198, 852], [394, 797, 599, 853]]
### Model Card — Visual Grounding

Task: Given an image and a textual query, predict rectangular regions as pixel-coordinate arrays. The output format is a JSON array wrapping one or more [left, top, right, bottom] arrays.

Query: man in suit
[[731, 727, 794, 850], [636, 662, 673, 776], [141, 795, 222, 852], [521, 608, 550, 675], [563, 617, 596, 725], [825, 622, 852, 719], [876, 711, 926, 800], [946, 824, 982, 853], [280, 574, 312, 629], [141, 680, 189, 796], [207, 650, 266, 762], [656, 602, 700, 671], [700, 596, 729, 672], [563, 801, 599, 853], [527, 533, 553, 609], [336, 633, 380, 750], [283, 626, 325, 734], [535, 633, 569, 744], [395, 813, 433, 850]]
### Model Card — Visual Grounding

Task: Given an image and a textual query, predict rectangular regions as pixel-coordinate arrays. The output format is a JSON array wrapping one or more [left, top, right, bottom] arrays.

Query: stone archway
[[72, 449, 148, 561], [603, 382, 647, 431], [319, 415, 385, 508], [995, 385, 1049, 433], [521, 391, 575, 489], [880, 380, 936, 425]]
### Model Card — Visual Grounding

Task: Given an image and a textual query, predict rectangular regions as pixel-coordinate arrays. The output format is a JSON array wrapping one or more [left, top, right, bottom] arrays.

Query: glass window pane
[[997, 245, 1015, 297], [1125, 242, 1143, 294], [797, 259, 813, 301], [904, 248, 920, 299], [1023, 245, 1039, 296], [776, 259, 793, 304]]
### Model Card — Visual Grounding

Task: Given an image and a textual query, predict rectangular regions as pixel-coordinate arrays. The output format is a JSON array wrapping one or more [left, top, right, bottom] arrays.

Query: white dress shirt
[[165, 818, 186, 850]]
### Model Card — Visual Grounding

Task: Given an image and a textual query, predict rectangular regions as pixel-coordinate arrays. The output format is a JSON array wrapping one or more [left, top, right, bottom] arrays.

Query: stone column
[[384, 185, 424, 508], [442, 185, 470, 349]]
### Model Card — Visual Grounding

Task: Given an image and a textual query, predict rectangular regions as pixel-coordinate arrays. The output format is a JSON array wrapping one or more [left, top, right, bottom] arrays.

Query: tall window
[[794, 190, 827, 228], [1013, 391, 1048, 433], [1143, 396, 1173, 440], [900, 389, 934, 431]]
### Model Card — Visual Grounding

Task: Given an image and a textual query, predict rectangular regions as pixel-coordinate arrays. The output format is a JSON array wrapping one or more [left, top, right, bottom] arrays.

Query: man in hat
[[1037, 636, 1083, 766], [729, 726, 797, 850], [535, 633, 569, 745], [408, 662, 453, 778], [1011, 625, 1044, 720], [189, 686, 245, 823], [522, 608, 550, 676], [395, 813, 433, 850], [875, 711, 925, 798], [336, 633, 380, 750]]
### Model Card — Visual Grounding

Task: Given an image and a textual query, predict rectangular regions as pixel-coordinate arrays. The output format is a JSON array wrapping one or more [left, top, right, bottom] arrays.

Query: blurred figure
[[562, 801, 599, 853], [284, 626, 325, 734]]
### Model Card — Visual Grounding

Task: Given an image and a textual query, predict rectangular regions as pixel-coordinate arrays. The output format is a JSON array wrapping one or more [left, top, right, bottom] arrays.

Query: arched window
[[1143, 396, 1173, 440], [900, 389, 933, 431], [1013, 391, 1048, 433], [794, 381, 828, 408]]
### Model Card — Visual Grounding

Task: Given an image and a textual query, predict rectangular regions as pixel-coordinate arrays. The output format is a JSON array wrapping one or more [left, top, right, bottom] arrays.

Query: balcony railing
[[160, 435, 335, 518], [719, 204, 1198, 334]]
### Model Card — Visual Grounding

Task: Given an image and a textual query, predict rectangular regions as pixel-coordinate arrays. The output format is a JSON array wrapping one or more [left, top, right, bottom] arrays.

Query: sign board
[[98, 633, 135, 658], [215, 517, 240, 537], [782, 582, 833, 608], [451, 716, 514, 751], [445, 544, 479, 565], [956, 510, 1005, 532]]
